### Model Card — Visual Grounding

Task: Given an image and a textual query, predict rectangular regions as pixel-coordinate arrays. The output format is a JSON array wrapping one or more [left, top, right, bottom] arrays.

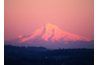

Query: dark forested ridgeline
[[4, 45, 94, 65]]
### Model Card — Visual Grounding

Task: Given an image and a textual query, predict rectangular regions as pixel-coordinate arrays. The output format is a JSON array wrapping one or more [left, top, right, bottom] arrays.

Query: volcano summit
[[6, 23, 93, 49], [18, 23, 89, 42]]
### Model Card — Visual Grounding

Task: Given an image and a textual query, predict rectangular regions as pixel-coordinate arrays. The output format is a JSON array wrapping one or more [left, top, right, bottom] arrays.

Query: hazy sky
[[5, 0, 94, 41]]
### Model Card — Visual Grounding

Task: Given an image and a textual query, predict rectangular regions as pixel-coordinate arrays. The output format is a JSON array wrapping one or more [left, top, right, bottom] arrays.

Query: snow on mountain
[[18, 23, 89, 43], [5, 23, 93, 49]]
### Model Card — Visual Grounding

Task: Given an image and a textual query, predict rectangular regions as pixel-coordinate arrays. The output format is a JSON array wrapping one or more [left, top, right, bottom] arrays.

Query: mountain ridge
[[5, 23, 93, 49], [18, 23, 89, 43]]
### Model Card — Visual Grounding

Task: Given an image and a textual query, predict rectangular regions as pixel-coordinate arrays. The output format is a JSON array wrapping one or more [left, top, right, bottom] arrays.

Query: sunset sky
[[5, 0, 94, 41]]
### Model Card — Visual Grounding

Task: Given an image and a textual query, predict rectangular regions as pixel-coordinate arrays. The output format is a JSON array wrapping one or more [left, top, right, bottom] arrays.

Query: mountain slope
[[5, 23, 93, 49], [18, 23, 89, 43]]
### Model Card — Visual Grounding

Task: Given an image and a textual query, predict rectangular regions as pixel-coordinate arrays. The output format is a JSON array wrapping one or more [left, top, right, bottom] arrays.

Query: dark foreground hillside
[[4, 45, 94, 65]]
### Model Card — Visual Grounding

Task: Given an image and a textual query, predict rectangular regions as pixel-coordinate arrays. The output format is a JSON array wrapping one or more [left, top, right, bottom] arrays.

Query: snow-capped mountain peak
[[18, 23, 89, 43]]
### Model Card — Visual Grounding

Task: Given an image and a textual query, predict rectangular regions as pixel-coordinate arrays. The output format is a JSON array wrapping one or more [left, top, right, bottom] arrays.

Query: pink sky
[[5, 0, 94, 41]]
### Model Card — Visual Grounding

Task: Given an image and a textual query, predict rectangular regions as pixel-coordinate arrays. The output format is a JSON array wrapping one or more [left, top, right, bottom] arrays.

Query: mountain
[[18, 23, 89, 42], [5, 23, 93, 49]]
